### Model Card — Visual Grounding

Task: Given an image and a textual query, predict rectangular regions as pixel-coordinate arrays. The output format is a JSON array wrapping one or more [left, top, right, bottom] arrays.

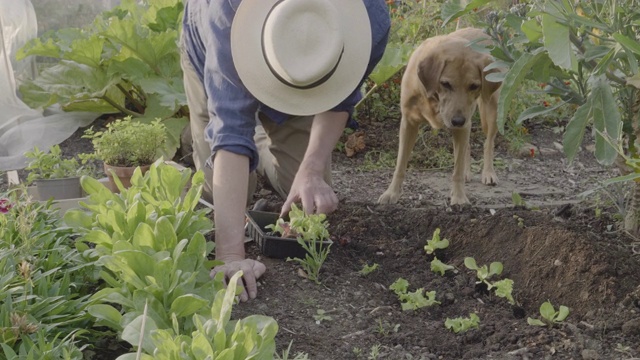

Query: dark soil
[[3, 113, 640, 360]]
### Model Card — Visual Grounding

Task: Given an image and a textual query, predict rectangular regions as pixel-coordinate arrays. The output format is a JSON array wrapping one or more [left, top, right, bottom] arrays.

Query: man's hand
[[282, 169, 338, 216], [210, 258, 266, 302]]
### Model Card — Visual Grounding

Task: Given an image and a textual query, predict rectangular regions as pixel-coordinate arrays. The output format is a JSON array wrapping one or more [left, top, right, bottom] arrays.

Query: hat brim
[[231, 0, 372, 116]]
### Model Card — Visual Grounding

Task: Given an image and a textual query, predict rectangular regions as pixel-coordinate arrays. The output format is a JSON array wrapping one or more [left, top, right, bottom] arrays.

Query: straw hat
[[231, 0, 372, 115]]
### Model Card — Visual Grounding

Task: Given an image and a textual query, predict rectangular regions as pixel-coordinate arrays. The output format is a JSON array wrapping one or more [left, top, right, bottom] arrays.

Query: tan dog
[[378, 28, 502, 205]]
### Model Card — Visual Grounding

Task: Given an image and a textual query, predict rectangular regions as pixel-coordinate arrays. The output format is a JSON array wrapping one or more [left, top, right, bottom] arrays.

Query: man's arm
[[210, 150, 266, 302], [282, 111, 348, 216]]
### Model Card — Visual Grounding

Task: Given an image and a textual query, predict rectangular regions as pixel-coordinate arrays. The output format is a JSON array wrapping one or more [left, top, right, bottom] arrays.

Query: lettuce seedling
[[493, 279, 515, 304], [389, 278, 440, 311], [424, 228, 449, 255], [430, 257, 455, 276], [527, 301, 570, 327], [464, 257, 515, 305], [268, 204, 332, 284], [359, 262, 379, 276], [464, 257, 503, 286], [445, 313, 480, 333]]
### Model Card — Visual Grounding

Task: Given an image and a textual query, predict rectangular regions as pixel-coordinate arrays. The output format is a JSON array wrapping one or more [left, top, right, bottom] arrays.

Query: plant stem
[[116, 84, 145, 114], [355, 83, 379, 110], [101, 95, 142, 117]]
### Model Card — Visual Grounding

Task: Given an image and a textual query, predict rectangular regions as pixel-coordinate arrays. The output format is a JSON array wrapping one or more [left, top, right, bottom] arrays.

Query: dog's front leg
[[479, 94, 499, 185], [451, 127, 471, 205], [378, 116, 420, 204]]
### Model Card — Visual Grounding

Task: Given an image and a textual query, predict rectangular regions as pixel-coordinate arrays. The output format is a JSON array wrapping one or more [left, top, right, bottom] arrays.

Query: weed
[[313, 309, 333, 325], [360, 150, 397, 171], [276, 342, 310, 360]]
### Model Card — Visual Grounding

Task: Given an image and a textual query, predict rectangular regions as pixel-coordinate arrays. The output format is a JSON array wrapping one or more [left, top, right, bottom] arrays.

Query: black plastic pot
[[246, 210, 333, 259]]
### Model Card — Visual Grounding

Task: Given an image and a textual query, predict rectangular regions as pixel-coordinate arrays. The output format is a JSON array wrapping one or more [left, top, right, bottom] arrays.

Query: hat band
[[262, 44, 344, 90]]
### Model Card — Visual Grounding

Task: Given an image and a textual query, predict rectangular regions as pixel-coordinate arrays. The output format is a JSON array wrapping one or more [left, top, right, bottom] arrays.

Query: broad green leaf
[[155, 216, 178, 250], [463, 257, 478, 270], [539, 301, 556, 321], [527, 317, 546, 326], [541, 13, 575, 70], [88, 304, 123, 330], [84, 230, 113, 246], [521, 19, 542, 42], [192, 333, 215, 359], [64, 36, 104, 68], [368, 43, 413, 85], [115, 250, 157, 282], [138, 76, 186, 108], [563, 101, 591, 162], [612, 33, 640, 57], [30, 60, 117, 102], [556, 305, 570, 322], [170, 294, 209, 318], [121, 314, 158, 354], [489, 262, 503, 276], [16, 38, 61, 60], [441, 0, 493, 26], [63, 209, 93, 228], [516, 102, 566, 125], [107, 58, 154, 82], [497, 51, 546, 132], [589, 76, 621, 165], [132, 222, 157, 250], [126, 201, 147, 237]]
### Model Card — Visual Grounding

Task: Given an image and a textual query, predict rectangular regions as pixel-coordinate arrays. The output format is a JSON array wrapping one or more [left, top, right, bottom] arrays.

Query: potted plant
[[84, 117, 167, 191], [24, 145, 94, 200]]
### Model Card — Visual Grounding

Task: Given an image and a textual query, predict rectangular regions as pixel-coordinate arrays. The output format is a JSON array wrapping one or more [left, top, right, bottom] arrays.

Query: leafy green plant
[[268, 204, 332, 284], [430, 257, 455, 276], [464, 257, 515, 304], [511, 192, 527, 208], [424, 228, 449, 255], [0, 189, 99, 357], [84, 117, 167, 167], [116, 272, 279, 359], [24, 145, 94, 184], [17, 0, 188, 157], [389, 278, 440, 311], [359, 263, 379, 276], [445, 313, 480, 334], [527, 301, 570, 328]]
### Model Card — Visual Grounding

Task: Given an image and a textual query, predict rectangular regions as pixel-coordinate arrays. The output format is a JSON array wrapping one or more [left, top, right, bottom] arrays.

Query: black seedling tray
[[246, 210, 333, 259]]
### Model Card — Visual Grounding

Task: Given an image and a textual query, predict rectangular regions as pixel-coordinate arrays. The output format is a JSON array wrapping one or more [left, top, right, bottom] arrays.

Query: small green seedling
[[527, 301, 569, 327], [464, 257, 515, 304], [268, 204, 332, 284], [424, 228, 449, 255], [359, 263, 379, 276], [389, 278, 440, 311], [445, 313, 480, 333], [313, 309, 333, 325], [430, 257, 455, 276], [512, 191, 526, 207], [464, 257, 503, 285], [493, 279, 515, 304], [513, 214, 525, 228]]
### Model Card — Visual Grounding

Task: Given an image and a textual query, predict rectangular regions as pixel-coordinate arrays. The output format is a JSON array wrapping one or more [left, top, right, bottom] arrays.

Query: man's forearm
[[212, 150, 250, 260], [300, 111, 348, 174]]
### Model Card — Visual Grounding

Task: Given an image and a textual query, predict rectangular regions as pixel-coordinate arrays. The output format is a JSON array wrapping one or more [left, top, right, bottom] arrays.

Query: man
[[181, 0, 390, 301]]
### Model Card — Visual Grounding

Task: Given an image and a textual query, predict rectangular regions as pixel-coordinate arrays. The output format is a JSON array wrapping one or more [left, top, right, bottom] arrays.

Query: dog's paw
[[450, 193, 470, 205], [481, 171, 499, 186], [378, 191, 401, 204]]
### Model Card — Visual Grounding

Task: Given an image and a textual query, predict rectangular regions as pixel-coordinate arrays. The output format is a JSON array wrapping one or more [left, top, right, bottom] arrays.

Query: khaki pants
[[180, 46, 332, 204]]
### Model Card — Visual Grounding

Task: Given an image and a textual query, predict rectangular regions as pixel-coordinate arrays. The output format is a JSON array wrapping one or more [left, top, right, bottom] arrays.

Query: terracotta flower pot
[[103, 163, 151, 193]]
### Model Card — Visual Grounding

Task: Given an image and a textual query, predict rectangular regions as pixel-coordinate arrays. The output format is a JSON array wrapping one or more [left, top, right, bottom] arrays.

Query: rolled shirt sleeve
[[182, 0, 391, 171]]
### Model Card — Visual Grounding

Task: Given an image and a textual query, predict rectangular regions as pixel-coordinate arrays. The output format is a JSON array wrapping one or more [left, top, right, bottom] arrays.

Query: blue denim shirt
[[182, 0, 390, 171]]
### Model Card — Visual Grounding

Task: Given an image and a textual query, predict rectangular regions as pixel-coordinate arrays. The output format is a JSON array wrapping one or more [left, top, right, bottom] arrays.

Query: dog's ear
[[417, 55, 444, 98], [480, 57, 502, 99]]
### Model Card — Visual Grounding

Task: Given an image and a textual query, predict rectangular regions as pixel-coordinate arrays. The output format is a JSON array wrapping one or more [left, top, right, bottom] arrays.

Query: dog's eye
[[440, 81, 453, 90], [469, 84, 480, 91]]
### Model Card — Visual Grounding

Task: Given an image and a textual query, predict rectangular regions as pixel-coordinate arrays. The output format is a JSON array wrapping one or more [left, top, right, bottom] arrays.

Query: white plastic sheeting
[[0, 0, 98, 171]]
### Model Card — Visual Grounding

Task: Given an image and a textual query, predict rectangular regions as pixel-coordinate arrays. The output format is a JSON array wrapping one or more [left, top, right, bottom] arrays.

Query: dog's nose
[[451, 115, 466, 127]]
